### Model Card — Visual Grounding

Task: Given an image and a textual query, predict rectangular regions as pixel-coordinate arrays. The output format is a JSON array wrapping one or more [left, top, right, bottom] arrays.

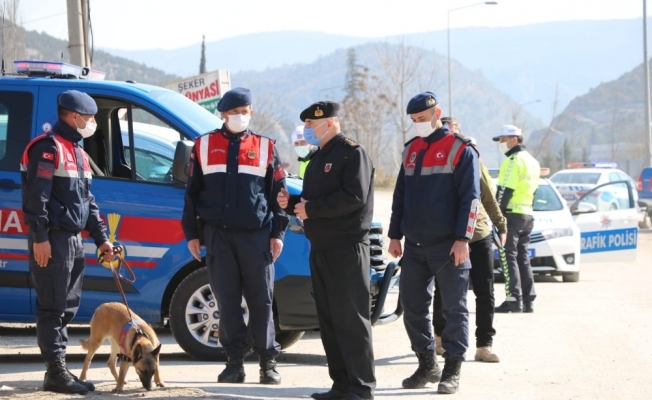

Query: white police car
[[491, 173, 582, 282]]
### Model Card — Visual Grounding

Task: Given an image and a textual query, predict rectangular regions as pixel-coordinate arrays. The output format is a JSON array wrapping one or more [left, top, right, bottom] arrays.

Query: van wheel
[[563, 272, 580, 282], [639, 213, 652, 229], [169, 267, 253, 361]]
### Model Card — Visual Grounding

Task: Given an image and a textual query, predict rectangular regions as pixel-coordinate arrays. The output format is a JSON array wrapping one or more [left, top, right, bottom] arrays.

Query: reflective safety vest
[[497, 148, 540, 215]]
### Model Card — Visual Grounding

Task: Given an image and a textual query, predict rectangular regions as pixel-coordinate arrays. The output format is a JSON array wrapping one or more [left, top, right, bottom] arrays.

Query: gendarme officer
[[278, 101, 376, 400], [21, 90, 114, 395], [388, 92, 480, 395], [182, 87, 289, 385]]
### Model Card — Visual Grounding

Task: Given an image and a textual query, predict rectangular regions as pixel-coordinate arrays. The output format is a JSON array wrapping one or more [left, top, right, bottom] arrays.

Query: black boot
[[217, 356, 245, 383], [437, 358, 462, 394], [401, 352, 441, 389], [523, 301, 534, 313], [259, 355, 281, 385], [495, 300, 523, 313], [43, 356, 89, 394]]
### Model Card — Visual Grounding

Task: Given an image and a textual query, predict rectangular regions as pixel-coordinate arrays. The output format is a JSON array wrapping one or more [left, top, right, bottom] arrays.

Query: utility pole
[[644, 0, 652, 166], [66, 0, 87, 67]]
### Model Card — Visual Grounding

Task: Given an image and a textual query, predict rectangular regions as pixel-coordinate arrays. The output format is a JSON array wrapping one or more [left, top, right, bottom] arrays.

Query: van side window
[[0, 91, 33, 172], [83, 96, 182, 183]]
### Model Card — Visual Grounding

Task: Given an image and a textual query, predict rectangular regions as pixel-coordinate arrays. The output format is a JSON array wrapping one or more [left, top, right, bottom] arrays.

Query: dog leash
[[98, 244, 150, 362]]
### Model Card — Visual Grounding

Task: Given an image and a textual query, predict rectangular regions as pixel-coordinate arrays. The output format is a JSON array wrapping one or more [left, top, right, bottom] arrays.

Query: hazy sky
[[15, 0, 648, 50]]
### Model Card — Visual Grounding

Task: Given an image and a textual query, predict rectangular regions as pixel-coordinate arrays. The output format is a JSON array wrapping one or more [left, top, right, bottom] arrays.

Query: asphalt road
[[1, 190, 651, 399]]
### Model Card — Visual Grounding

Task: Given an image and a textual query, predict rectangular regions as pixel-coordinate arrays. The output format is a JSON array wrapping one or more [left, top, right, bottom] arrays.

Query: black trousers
[[204, 225, 280, 358], [505, 213, 536, 302], [433, 235, 496, 347], [310, 242, 376, 399], [29, 229, 85, 362]]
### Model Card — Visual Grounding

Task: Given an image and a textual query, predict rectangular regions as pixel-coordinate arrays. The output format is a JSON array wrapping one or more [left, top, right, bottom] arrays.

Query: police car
[[0, 61, 402, 360], [491, 167, 639, 282], [490, 170, 582, 282]]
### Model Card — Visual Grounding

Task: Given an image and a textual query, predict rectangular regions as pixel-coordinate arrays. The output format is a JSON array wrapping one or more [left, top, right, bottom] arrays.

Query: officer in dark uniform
[[277, 101, 376, 400], [388, 92, 480, 395], [21, 90, 114, 395], [182, 87, 289, 385]]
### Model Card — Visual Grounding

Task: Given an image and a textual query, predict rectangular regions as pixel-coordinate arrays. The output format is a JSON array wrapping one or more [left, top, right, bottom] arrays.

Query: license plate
[[494, 249, 536, 259]]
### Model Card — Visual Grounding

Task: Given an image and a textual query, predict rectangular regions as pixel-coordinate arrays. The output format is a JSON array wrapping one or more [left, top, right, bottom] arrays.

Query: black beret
[[406, 91, 438, 114], [57, 90, 97, 115], [217, 87, 252, 112], [300, 101, 340, 122]]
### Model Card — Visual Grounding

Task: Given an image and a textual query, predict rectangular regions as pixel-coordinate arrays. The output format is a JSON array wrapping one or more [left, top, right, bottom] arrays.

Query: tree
[[0, 0, 25, 73], [199, 34, 206, 74], [340, 48, 393, 173]]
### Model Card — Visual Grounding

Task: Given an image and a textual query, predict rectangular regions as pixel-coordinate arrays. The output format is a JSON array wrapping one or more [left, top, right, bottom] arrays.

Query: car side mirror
[[571, 201, 597, 215], [172, 140, 194, 184]]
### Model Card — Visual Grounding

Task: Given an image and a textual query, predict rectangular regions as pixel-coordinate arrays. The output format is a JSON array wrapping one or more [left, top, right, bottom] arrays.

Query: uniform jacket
[[182, 127, 289, 241], [20, 120, 108, 245], [473, 159, 507, 242], [496, 145, 540, 215], [389, 127, 480, 245], [286, 134, 374, 251]]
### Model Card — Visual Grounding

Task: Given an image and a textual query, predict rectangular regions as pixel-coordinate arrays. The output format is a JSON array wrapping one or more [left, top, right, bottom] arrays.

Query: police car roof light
[[13, 60, 105, 81]]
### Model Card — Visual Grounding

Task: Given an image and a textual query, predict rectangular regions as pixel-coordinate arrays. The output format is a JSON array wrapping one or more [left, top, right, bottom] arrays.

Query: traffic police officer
[[291, 125, 317, 179], [21, 90, 114, 395], [493, 125, 540, 313], [182, 87, 289, 385], [388, 92, 480, 395], [277, 101, 376, 400], [432, 117, 508, 363]]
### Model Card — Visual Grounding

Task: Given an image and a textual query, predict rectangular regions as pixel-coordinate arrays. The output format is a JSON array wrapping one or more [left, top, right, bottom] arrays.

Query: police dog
[[79, 302, 164, 393]]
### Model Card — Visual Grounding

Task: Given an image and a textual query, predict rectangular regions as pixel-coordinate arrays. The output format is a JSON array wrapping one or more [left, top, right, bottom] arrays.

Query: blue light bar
[[13, 60, 105, 80]]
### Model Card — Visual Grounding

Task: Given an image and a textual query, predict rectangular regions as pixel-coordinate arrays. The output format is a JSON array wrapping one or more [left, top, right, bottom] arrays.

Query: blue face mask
[[303, 122, 327, 146]]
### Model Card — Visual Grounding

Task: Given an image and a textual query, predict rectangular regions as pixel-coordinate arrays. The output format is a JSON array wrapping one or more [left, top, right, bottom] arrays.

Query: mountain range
[[103, 18, 649, 121]]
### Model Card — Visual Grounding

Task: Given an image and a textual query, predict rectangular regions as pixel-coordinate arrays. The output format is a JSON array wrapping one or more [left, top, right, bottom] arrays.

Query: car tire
[[169, 267, 253, 361], [275, 331, 305, 349], [562, 271, 580, 282], [639, 213, 652, 230]]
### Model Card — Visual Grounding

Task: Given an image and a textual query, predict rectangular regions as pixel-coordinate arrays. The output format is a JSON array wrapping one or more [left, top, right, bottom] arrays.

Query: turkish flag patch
[[42, 152, 54, 161]]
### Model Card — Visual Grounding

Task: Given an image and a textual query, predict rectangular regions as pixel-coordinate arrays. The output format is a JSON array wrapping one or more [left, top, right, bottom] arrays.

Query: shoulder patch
[[343, 137, 359, 148]]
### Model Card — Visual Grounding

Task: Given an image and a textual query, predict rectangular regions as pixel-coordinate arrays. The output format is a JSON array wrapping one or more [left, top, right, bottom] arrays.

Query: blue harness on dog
[[118, 319, 148, 362]]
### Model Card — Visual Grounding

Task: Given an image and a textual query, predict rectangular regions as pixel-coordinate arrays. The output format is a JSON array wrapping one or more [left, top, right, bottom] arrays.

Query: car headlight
[[541, 227, 574, 240]]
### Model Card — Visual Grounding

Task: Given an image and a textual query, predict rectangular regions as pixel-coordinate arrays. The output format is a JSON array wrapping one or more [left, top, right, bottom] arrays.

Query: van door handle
[[0, 179, 20, 189]]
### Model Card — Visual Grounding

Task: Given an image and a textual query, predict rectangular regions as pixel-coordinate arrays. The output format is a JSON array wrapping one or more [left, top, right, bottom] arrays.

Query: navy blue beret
[[217, 87, 252, 112], [406, 91, 438, 115], [57, 90, 97, 115], [300, 101, 340, 122]]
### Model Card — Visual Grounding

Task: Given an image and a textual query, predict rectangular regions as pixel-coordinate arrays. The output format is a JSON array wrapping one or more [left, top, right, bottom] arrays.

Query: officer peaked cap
[[217, 87, 252, 112], [300, 101, 340, 122], [406, 91, 438, 115], [57, 90, 98, 115]]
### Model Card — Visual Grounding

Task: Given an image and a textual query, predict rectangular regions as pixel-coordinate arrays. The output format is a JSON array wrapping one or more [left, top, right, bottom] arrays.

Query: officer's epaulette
[[342, 136, 359, 148], [403, 136, 419, 147], [453, 132, 481, 158]]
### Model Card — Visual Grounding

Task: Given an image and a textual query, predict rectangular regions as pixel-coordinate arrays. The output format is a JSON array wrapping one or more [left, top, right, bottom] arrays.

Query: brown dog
[[79, 302, 164, 393]]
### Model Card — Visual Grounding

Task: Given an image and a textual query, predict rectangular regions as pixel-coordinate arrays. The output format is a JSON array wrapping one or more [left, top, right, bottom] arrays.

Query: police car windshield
[[148, 89, 223, 135], [533, 185, 564, 211], [551, 172, 600, 185]]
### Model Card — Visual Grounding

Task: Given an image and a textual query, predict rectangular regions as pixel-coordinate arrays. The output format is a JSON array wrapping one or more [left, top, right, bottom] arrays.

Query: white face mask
[[75, 116, 97, 138], [498, 141, 510, 155], [294, 145, 310, 158], [413, 112, 436, 137], [226, 114, 251, 133]]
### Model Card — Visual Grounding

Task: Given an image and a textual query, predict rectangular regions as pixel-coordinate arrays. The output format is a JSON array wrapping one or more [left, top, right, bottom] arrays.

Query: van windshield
[[149, 89, 223, 135]]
